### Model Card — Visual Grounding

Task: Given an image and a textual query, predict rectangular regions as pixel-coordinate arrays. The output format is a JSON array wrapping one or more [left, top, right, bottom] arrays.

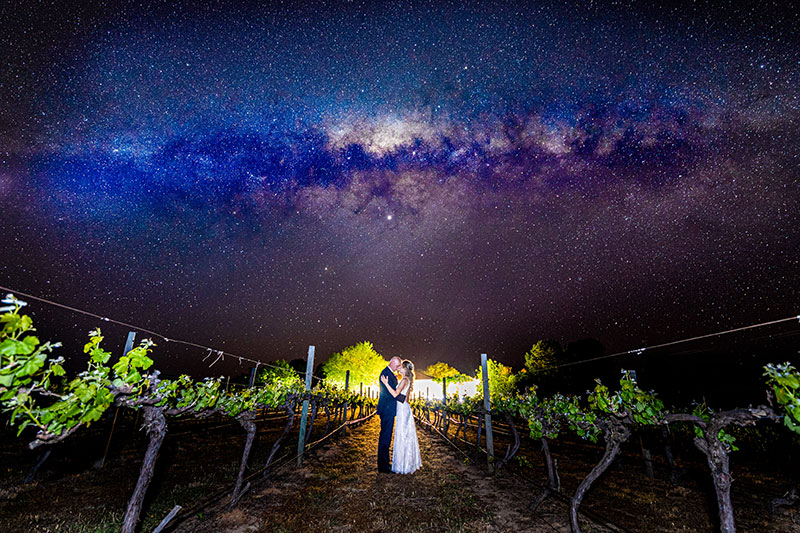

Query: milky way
[[1, 1, 799, 375]]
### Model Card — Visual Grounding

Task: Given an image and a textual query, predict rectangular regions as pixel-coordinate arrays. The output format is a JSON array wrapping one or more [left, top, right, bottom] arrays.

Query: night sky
[[2, 0, 799, 377]]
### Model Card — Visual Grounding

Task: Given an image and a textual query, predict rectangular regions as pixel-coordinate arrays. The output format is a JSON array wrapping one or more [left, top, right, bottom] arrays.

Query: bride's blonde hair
[[401, 360, 414, 398]]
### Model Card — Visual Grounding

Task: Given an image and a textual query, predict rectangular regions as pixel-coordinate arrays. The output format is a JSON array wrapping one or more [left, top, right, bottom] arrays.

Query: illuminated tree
[[424, 362, 471, 383], [322, 341, 386, 388], [257, 359, 302, 388], [524, 340, 562, 377], [475, 359, 519, 402]]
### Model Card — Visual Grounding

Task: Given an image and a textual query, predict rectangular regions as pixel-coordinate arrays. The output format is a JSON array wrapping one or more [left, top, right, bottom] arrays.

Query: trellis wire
[[0, 285, 309, 376], [2, 284, 798, 379]]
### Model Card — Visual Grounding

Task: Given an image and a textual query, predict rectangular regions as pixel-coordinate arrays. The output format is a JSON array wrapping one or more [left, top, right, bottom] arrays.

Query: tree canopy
[[524, 340, 563, 377], [256, 359, 303, 389], [322, 341, 386, 388], [424, 361, 471, 383], [475, 359, 519, 402]]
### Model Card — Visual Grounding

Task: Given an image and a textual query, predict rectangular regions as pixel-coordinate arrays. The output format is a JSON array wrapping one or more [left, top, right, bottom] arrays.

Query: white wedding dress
[[392, 382, 422, 474]]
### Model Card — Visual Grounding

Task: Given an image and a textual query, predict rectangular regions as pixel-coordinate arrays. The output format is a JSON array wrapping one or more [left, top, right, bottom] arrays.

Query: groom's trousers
[[378, 412, 394, 472]]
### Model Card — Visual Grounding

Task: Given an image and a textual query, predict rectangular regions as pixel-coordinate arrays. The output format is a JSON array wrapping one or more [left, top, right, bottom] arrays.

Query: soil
[[434, 415, 800, 533], [174, 415, 598, 533], [0, 409, 798, 532]]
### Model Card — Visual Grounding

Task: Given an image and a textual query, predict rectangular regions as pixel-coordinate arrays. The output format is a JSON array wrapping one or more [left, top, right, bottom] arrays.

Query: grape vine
[[0, 295, 376, 532]]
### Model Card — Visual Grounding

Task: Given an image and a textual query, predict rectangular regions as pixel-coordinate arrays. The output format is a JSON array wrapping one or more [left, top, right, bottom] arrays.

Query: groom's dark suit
[[377, 366, 406, 472]]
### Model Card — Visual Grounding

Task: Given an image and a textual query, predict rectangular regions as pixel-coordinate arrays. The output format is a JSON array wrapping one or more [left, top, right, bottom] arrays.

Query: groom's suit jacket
[[377, 367, 406, 417]]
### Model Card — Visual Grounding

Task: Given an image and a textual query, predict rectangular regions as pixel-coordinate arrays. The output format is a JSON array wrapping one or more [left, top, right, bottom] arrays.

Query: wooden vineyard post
[[122, 331, 137, 357], [358, 382, 363, 417], [439, 378, 447, 429], [481, 353, 495, 473], [442, 377, 448, 432], [100, 331, 136, 469], [296, 346, 315, 467], [343, 370, 350, 433], [248, 364, 258, 388]]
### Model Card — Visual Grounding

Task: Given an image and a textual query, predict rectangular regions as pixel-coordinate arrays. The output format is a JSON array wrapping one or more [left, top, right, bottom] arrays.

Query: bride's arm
[[396, 378, 408, 403], [380, 376, 407, 398]]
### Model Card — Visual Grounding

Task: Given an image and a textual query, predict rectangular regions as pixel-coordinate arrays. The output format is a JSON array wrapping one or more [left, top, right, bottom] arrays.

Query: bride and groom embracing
[[377, 356, 422, 474]]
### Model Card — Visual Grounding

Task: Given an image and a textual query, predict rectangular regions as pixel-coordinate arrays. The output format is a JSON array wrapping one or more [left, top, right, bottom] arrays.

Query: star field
[[1, 0, 799, 374]]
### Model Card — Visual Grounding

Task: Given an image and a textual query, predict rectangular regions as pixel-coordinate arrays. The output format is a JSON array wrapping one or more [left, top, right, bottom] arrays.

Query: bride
[[380, 359, 422, 474]]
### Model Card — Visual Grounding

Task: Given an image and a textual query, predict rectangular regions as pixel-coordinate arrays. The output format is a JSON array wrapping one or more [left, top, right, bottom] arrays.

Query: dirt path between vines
[[174, 416, 611, 533]]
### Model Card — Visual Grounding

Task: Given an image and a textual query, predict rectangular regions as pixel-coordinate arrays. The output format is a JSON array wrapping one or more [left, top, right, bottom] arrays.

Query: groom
[[377, 356, 405, 473]]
